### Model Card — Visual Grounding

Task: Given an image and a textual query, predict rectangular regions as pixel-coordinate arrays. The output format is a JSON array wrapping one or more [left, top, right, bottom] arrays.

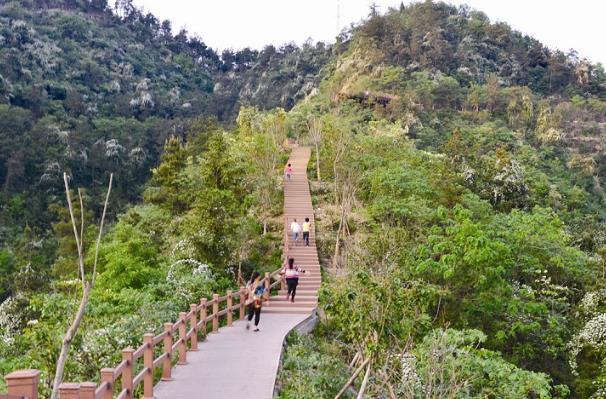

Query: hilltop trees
[[276, 3, 606, 397]]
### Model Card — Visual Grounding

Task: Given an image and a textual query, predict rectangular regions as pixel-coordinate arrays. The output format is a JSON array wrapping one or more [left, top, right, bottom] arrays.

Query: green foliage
[[147, 137, 188, 214], [289, 5, 606, 392], [276, 332, 353, 399], [409, 329, 562, 398], [0, 250, 16, 301], [3, 0, 606, 397], [96, 222, 162, 291]]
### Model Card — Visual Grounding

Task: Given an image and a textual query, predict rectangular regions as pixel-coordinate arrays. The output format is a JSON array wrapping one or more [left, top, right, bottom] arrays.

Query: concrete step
[[263, 307, 316, 314], [270, 296, 318, 303], [278, 290, 318, 297], [266, 300, 317, 307]]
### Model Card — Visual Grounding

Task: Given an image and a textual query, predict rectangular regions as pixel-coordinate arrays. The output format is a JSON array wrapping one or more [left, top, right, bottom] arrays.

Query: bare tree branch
[[78, 188, 84, 260], [51, 174, 113, 399], [92, 173, 113, 285], [63, 173, 85, 287]]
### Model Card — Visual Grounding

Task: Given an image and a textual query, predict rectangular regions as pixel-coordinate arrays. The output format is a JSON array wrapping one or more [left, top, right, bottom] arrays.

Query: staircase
[[3, 146, 322, 399], [264, 146, 321, 315]]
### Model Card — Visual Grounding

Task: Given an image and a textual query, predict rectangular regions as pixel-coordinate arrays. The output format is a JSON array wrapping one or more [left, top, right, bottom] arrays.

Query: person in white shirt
[[290, 219, 301, 246]]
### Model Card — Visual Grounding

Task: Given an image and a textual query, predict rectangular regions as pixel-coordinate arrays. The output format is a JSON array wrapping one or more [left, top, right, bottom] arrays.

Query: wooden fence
[[3, 269, 285, 399]]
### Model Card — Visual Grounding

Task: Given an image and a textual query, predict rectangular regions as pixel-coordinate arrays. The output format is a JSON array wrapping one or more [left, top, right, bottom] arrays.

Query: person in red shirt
[[285, 163, 293, 181]]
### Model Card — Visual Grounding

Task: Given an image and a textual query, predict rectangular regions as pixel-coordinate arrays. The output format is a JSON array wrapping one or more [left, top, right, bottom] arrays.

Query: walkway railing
[[3, 268, 285, 399]]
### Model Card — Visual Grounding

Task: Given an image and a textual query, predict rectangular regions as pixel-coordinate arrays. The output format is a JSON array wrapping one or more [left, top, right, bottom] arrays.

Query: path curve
[[154, 146, 319, 399]]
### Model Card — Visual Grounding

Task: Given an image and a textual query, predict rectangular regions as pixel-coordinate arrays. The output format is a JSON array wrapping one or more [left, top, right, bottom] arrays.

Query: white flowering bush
[[0, 297, 20, 345], [403, 329, 555, 398], [569, 289, 606, 395], [166, 258, 213, 305]]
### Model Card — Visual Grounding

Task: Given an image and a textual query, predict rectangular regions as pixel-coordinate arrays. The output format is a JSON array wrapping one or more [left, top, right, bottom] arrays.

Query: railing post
[[143, 333, 154, 399], [212, 294, 219, 333], [5, 369, 40, 399], [227, 290, 233, 326], [281, 274, 286, 291], [100, 368, 114, 399], [79, 382, 97, 399], [178, 312, 187, 365], [58, 382, 79, 399], [190, 304, 198, 351], [80, 381, 97, 399], [264, 272, 270, 301], [239, 287, 246, 320], [162, 322, 173, 381], [200, 298, 207, 335], [121, 348, 134, 399]]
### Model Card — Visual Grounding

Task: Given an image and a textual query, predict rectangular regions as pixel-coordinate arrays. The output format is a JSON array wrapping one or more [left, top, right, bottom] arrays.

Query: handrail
[[132, 368, 148, 389], [133, 343, 146, 360], [113, 360, 128, 380], [53, 256, 285, 399], [153, 352, 169, 369], [94, 381, 110, 399], [153, 331, 168, 346], [12, 150, 308, 399]]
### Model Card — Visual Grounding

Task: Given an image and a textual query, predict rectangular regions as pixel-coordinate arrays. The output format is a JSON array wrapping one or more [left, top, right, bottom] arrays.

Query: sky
[[132, 0, 606, 65]]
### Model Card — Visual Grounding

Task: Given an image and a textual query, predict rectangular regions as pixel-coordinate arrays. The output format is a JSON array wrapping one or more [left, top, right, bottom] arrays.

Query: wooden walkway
[[154, 146, 319, 399]]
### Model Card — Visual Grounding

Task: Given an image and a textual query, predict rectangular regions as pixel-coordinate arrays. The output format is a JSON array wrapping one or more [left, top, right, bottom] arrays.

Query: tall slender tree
[[50, 173, 113, 399]]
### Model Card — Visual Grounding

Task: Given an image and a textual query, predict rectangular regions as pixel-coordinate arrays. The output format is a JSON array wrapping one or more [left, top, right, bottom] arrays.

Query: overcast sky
[[132, 0, 606, 65]]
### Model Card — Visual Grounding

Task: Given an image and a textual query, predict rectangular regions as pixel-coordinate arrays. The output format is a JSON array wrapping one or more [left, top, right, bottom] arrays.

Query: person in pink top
[[281, 258, 306, 303], [285, 163, 293, 181]]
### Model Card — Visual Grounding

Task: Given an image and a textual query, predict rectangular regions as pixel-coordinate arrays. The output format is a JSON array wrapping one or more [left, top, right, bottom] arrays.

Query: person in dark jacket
[[246, 272, 265, 332]]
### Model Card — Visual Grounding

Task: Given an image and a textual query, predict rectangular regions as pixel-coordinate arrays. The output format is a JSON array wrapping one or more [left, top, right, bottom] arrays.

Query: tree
[[147, 136, 187, 213], [307, 116, 322, 181], [238, 109, 286, 235], [50, 173, 112, 399]]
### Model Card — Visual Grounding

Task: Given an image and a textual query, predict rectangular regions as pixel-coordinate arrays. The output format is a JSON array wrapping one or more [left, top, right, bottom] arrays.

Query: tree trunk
[[50, 283, 91, 399], [263, 219, 268, 235], [315, 144, 321, 182], [333, 204, 345, 269]]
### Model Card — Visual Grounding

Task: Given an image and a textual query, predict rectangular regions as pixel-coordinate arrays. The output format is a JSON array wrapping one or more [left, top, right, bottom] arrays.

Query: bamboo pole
[[334, 357, 370, 399], [356, 362, 372, 399]]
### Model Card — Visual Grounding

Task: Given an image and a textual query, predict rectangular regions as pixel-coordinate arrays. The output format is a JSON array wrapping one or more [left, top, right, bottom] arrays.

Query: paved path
[[154, 146, 319, 399]]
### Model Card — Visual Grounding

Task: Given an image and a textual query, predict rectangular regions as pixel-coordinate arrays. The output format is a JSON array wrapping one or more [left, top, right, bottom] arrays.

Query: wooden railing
[[3, 221, 290, 399], [51, 269, 284, 399]]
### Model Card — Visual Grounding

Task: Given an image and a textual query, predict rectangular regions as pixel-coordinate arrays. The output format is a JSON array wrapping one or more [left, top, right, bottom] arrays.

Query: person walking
[[281, 258, 306, 303], [290, 218, 301, 246], [285, 163, 293, 181], [245, 272, 266, 332], [302, 217, 311, 246]]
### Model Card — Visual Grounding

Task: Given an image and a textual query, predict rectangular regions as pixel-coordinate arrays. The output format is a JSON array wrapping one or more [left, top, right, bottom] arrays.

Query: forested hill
[[0, 0, 329, 259], [278, 2, 606, 398], [3, 0, 606, 397]]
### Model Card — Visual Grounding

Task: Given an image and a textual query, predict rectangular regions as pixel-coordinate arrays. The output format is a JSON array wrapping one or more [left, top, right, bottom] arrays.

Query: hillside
[[277, 2, 606, 398], [0, 0, 330, 296], [2, 1, 606, 398]]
